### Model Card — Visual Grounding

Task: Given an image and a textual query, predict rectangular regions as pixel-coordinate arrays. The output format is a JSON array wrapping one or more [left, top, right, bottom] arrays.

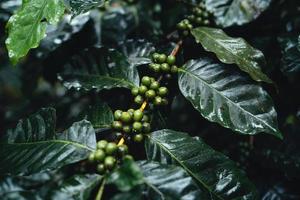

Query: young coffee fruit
[[133, 110, 143, 121], [133, 134, 144, 143], [114, 110, 122, 120], [121, 112, 132, 123], [95, 149, 106, 162], [141, 76, 151, 86], [97, 140, 108, 149], [105, 142, 118, 155], [112, 121, 122, 130], [104, 156, 116, 170]]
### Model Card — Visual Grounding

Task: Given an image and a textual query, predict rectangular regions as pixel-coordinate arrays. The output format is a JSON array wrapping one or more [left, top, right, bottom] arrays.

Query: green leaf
[[50, 174, 102, 200], [107, 159, 144, 192], [278, 36, 300, 76], [138, 161, 207, 199], [205, 0, 272, 27], [58, 47, 139, 92], [191, 27, 272, 83], [0, 108, 96, 175], [5, 0, 65, 64], [86, 101, 114, 129], [68, 0, 105, 15], [178, 58, 282, 138], [146, 129, 258, 200], [117, 39, 155, 68]]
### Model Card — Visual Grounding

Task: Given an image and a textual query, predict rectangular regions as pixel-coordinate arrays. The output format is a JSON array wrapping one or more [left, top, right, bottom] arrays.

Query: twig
[[95, 178, 106, 200]]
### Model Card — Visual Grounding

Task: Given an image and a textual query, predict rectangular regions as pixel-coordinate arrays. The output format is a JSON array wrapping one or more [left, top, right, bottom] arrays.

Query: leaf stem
[[95, 178, 106, 200], [171, 40, 183, 56]]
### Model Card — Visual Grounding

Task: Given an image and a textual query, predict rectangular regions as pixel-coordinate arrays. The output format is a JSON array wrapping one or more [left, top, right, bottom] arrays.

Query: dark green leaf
[[101, 7, 138, 44], [278, 36, 300, 76], [191, 27, 272, 83], [146, 129, 258, 200], [138, 161, 207, 199], [178, 58, 282, 138], [117, 39, 155, 68], [50, 174, 102, 200], [58, 47, 139, 92], [107, 159, 144, 192], [86, 101, 113, 129], [205, 0, 272, 27], [68, 0, 105, 15], [0, 108, 96, 175], [5, 0, 65, 64]]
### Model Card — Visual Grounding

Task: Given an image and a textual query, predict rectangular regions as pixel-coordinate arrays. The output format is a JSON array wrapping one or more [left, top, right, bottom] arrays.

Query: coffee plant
[[0, 0, 300, 199]]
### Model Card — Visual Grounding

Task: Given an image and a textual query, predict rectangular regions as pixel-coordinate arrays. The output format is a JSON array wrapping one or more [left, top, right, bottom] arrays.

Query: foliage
[[1, 0, 300, 199]]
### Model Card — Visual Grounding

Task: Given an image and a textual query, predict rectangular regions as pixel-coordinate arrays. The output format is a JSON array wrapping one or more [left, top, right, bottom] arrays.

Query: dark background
[[1, 0, 300, 198]]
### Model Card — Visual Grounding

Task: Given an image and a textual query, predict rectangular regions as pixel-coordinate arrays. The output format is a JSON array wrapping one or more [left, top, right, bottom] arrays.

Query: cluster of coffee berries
[[131, 76, 169, 106], [177, 3, 212, 36], [149, 53, 178, 75], [112, 109, 151, 142], [88, 140, 131, 174]]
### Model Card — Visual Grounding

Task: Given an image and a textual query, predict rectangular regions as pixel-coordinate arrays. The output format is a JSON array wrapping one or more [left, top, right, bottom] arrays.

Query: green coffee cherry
[[128, 109, 135, 117], [123, 125, 131, 133], [134, 95, 144, 105], [145, 89, 156, 99], [104, 156, 116, 170], [171, 65, 178, 73], [97, 140, 108, 149], [95, 149, 106, 162], [118, 144, 128, 156], [157, 54, 167, 63], [152, 64, 161, 72], [154, 96, 162, 106], [105, 142, 118, 155], [158, 87, 168, 96], [138, 85, 148, 94], [123, 155, 134, 161], [133, 134, 144, 143], [141, 76, 151, 86], [114, 110, 122, 120], [97, 164, 106, 174], [177, 22, 186, 30], [121, 112, 132, 123], [142, 115, 150, 122], [150, 81, 160, 90], [133, 122, 143, 132], [133, 110, 143, 121], [142, 122, 151, 132], [88, 153, 95, 163], [162, 98, 169, 105], [203, 19, 210, 25], [161, 63, 170, 72], [131, 87, 139, 96], [112, 121, 122, 130], [152, 53, 160, 62], [166, 55, 176, 65]]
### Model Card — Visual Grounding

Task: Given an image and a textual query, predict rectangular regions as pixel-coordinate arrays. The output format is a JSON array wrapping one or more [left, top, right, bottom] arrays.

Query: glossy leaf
[[146, 129, 258, 199], [191, 27, 272, 83], [205, 0, 272, 27], [58, 47, 139, 91], [86, 101, 114, 129], [117, 39, 155, 68], [278, 36, 300, 76], [178, 58, 282, 138], [5, 0, 65, 64], [0, 108, 96, 175], [107, 159, 144, 192], [68, 0, 105, 15], [50, 174, 102, 199], [139, 161, 207, 199], [101, 7, 138, 44]]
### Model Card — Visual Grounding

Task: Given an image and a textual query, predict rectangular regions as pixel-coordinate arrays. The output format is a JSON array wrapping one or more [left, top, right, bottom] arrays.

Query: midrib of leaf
[[2, 139, 94, 151], [178, 68, 279, 136], [193, 28, 268, 80], [149, 135, 224, 200], [21, 0, 48, 49], [144, 180, 165, 200]]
